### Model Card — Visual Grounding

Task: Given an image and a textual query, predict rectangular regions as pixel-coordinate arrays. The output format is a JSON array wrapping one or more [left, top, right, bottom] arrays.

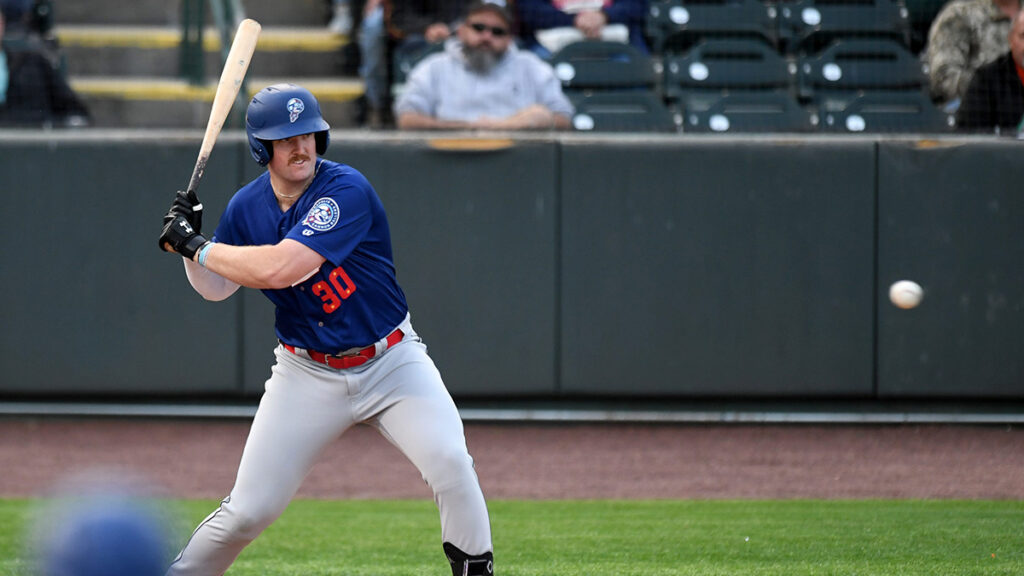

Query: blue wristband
[[197, 242, 213, 267]]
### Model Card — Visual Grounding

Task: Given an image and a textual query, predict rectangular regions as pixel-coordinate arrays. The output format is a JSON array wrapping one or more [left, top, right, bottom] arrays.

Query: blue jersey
[[213, 159, 408, 352]]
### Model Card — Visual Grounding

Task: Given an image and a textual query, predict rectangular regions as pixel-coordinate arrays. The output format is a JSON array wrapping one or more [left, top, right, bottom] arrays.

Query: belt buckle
[[320, 328, 402, 370], [327, 353, 367, 369]]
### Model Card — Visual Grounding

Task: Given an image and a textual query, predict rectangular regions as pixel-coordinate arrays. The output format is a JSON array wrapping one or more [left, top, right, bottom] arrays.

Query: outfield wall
[[1, 132, 1021, 400]]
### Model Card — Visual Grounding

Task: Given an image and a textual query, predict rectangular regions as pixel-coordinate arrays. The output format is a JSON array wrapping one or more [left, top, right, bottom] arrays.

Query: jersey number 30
[[312, 266, 357, 314]]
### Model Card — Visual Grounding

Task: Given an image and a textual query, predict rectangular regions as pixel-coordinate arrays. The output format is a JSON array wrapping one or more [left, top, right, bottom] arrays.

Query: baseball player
[[158, 83, 495, 576]]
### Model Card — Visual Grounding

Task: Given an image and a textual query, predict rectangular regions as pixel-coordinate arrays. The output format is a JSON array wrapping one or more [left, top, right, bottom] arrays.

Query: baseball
[[889, 280, 923, 309]]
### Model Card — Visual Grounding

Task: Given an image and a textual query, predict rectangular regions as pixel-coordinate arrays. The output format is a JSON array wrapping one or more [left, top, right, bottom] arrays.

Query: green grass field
[[1, 499, 1021, 575]]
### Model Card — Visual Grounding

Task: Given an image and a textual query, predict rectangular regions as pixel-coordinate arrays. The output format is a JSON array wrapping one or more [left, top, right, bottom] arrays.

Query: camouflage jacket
[[924, 0, 1016, 103]]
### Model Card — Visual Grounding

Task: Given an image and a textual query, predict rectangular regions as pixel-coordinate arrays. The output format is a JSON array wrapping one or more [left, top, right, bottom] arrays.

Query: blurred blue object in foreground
[[30, 473, 170, 576]]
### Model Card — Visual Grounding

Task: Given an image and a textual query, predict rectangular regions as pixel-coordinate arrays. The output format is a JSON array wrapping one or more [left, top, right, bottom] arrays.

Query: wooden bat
[[186, 18, 262, 195]]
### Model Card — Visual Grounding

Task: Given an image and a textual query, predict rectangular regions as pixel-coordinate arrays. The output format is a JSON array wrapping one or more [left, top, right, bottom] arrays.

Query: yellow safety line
[[55, 26, 349, 51], [427, 138, 517, 151], [69, 79, 364, 101]]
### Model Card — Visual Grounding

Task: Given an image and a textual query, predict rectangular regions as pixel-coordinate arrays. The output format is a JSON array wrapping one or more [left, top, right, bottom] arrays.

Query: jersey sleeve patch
[[303, 198, 341, 234]]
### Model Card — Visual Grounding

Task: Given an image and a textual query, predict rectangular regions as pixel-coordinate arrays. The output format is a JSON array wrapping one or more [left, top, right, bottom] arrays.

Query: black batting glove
[[163, 189, 203, 231], [159, 215, 209, 259]]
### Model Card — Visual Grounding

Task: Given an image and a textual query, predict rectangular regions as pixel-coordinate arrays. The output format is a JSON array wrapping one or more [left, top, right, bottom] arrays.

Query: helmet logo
[[286, 98, 305, 123]]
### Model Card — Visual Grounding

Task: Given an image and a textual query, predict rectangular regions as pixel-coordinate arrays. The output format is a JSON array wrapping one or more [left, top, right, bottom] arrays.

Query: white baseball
[[889, 280, 923, 309]]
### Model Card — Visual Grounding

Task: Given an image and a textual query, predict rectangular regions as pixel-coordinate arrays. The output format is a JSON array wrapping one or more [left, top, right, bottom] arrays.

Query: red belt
[[282, 328, 404, 369]]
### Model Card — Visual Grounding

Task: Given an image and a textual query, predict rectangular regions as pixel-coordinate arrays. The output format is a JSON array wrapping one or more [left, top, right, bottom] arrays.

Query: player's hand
[[163, 189, 203, 231], [159, 214, 209, 259]]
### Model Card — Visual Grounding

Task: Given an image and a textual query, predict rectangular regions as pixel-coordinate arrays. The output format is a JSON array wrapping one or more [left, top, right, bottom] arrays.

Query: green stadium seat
[[569, 90, 680, 132], [645, 0, 781, 55], [680, 91, 819, 132], [777, 0, 913, 55], [663, 37, 797, 111]]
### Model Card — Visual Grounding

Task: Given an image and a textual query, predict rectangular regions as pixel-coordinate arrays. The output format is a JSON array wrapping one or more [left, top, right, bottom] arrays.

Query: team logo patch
[[287, 98, 305, 123], [304, 198, 340, 232]]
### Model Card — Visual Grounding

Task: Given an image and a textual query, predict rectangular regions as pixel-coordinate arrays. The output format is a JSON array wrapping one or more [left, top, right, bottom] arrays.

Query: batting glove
[[159, 215, 209, 259], [163, 189, 204, 232]]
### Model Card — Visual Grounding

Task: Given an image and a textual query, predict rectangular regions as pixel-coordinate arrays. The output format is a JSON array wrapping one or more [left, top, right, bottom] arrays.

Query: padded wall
[[2, 133, 1021, 400], [559, 139, 877, 396], [236, 138, 562, 396], [320, 138, 560, 396], [0, 134, 248, 394], [877, 140, 1024, 397]]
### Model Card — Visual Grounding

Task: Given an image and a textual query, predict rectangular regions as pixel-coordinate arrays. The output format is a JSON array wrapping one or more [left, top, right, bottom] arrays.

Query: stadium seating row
[[557, 37, 952, 133], [646, 0, 914, 56], [394, 36, 953, 133]]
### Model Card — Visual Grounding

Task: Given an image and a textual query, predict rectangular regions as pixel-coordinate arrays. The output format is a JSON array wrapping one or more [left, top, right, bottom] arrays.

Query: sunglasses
[[468, 22, 509, 37]]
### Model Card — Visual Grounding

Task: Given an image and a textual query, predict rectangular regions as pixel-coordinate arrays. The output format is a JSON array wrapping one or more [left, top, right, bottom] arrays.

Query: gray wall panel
[[560, 140, 876, 396], [318, 139, 560, 396], [3, 132, 1021, 401], [877, 140, 1024, 398], [0, 137, 245, 394], [202, 140, 561, 398]]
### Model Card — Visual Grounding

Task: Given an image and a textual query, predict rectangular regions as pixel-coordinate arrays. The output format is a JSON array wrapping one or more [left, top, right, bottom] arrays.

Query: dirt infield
[[1, 419, 1023, 500]]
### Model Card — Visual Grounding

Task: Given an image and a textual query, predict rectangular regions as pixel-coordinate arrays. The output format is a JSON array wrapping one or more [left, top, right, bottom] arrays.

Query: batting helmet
[[36, 496, 168, 576], [246, 83, 331, 166]]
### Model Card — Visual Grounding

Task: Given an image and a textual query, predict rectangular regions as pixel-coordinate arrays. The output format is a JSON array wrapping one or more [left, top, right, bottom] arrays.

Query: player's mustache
[[289, 154, 311, 163]]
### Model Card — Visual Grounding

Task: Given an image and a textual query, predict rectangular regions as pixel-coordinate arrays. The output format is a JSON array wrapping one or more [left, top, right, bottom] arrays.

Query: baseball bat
[[186, 18, 262, 195]]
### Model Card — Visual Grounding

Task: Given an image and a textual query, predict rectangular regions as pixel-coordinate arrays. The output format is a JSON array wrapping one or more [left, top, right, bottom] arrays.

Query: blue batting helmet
[[37, 497, 168, 576], [245, 83, 331, 166]]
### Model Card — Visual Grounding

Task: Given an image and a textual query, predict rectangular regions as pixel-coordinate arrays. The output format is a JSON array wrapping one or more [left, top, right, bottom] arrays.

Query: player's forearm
[[183, 258, 240, 301], [198, 240, 321, 290]]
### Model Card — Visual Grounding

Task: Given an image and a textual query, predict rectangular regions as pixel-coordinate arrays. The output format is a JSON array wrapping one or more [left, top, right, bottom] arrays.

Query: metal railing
[[181, 0, 247, 84], [180, 0, 249, 126]]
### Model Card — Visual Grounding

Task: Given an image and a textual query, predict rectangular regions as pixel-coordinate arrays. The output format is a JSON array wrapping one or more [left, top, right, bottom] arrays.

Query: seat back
[[664, 38, 795, 102], [681, 91, 819, 132], [550, 40, 659, 90], [391, 41, 445, 88], [778, 0, 912, 54], [570, 90, 680, 132], [646, 0, 780, 54], [819, 91, 955, 133], [798, 38, 925, 100]]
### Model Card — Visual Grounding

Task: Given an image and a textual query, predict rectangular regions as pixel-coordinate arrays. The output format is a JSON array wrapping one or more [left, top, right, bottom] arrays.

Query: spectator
[[0, 6, 90, 127], [394, 0, 574, 129], [328, 0, 354, 34], [956, 10, 1024, 132], [389, 0, 472, 50], [2, 0, 54, 39], [517, 0, 648, 58], [924, 0, 1022, 108], [379, 0, 477, 127], [357, 0, 389, 127], [326, 0, 391, 128], [0, 0, 30, 31]]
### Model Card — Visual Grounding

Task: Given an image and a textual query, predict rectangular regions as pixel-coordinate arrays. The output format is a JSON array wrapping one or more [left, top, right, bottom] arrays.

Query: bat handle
[[187, 155, 209, 196]]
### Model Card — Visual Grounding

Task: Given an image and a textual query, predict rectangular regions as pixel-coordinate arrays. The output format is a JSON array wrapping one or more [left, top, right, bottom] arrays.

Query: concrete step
[[55, 25, 354, 78], [55, 0, 332, 27], [71, 77, 365, 129]]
